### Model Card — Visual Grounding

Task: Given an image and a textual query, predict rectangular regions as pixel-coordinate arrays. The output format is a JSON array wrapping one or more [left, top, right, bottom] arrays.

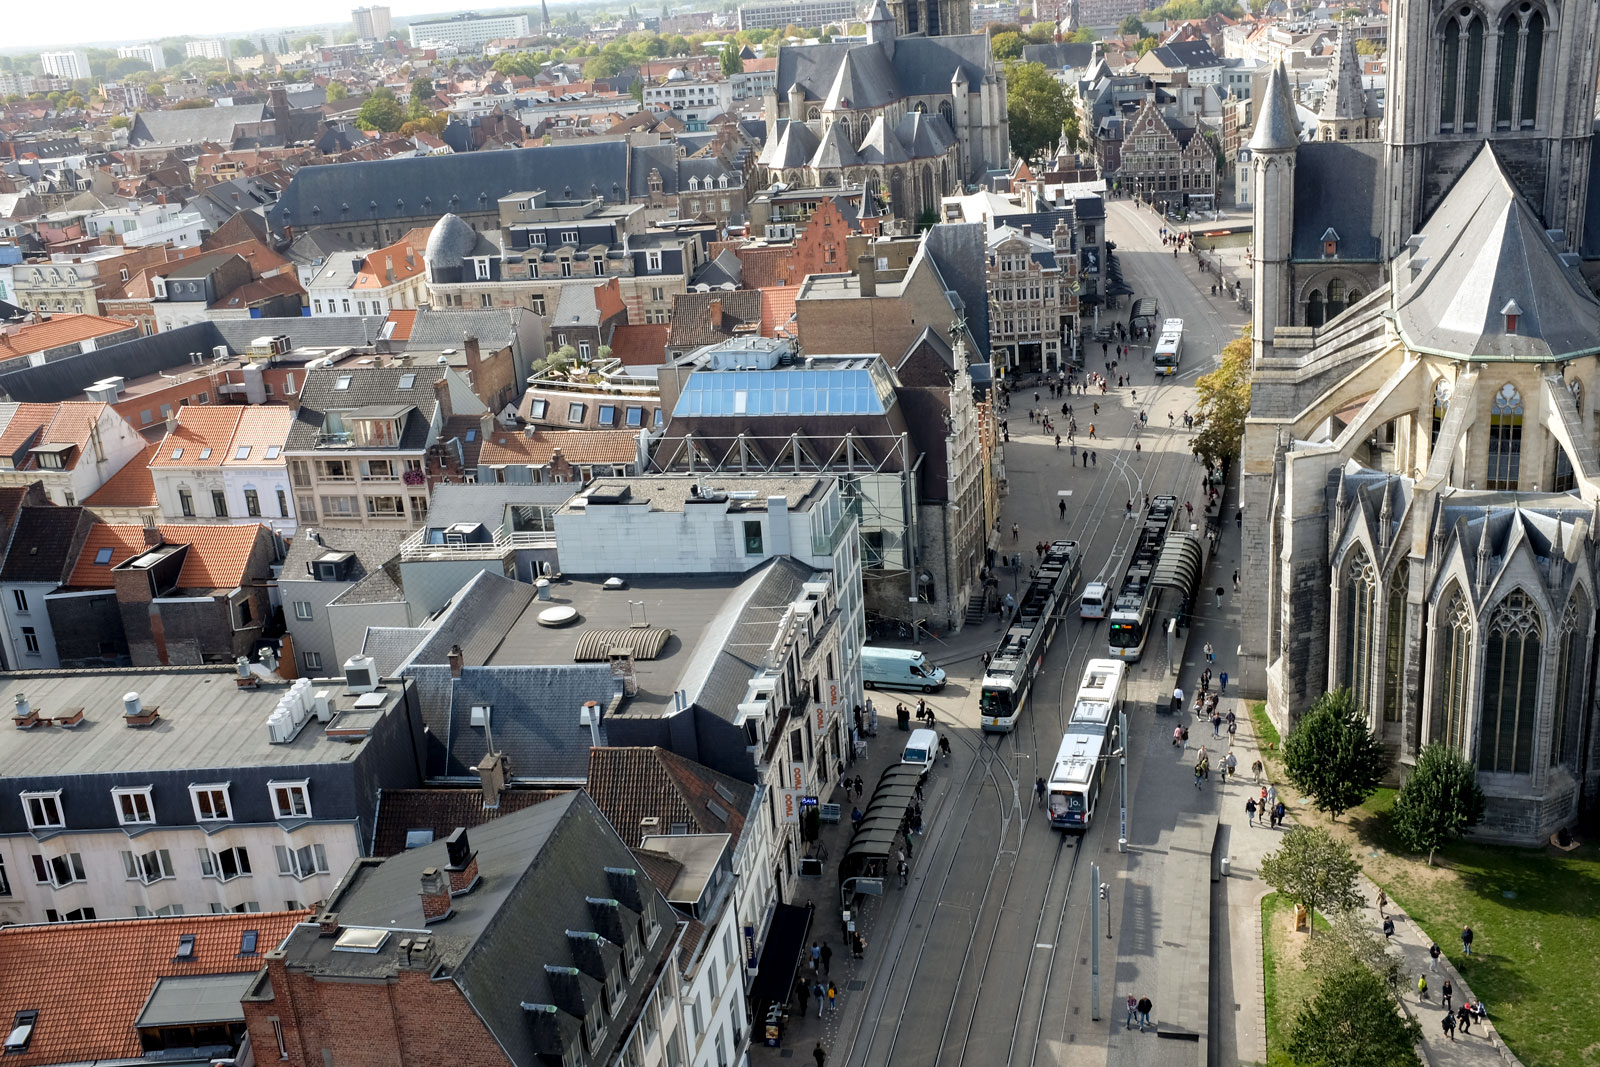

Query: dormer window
[[1501, 299, 1522, 333], [474, 259, 491, 281], [1322, 227, 1340, 258]]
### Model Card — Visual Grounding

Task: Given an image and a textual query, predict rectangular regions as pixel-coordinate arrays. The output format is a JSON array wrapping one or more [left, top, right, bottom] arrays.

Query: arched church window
[[838, 117, 851, 144], [1382, 560, 1409, 724], [1347, 289, 1362, 305], [1431, 586, 1473, 751], [939, 101, 954, 129], [1431, 378, 1453, 446], [1439, 9, 1485, 133], [1496, 8, 1545, 129], [809, 107, 821, 120], [1307, 289, 1325, 328], [916, 102, 927, 114], [1487, 383, 1523, 490], [1551, 588, 1588, 770], [1340, 550, 1377, 711], [1328, 279, 1347, 317], [1479, 590, 1542, 775]]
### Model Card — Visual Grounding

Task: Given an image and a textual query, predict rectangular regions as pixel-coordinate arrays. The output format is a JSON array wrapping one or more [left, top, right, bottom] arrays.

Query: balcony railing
[[398, 524, 557, 561]]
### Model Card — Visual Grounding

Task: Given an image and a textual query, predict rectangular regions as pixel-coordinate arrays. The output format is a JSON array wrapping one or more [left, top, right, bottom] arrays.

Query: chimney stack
[[444, 827, 480, 894], [447, 643, 464, 678], [856, 254, 876, 298], [707, 298, 722, 331], [583, 699, 601, 747], [419, 867, 453, 922], [316, 910, 340, 936], [476, 750, 509, 808]]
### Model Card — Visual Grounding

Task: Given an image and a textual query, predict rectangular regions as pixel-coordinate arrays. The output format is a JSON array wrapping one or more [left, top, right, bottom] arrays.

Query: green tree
[[629, 76, 645, 103], [65, 93, 85, 109], [990, 31, 1025, 60], [109, 115, 132, 128], [232, 39, 258, 58], [162, 45, 184, 68], [338, 30, 359, 44], [1303, 908, 1407, 993], [326, 81, 349, 101], [1391, 743, 1487, 865], [1136, 35, 1159, 56], [1260, 826, 1365, 934], [1287, 965, 1422, 1067], [1025, 22, 1055, 43], [1190, 329, 1251, 468], [1120, 14, 1148, 36], [1068, 28, 1098, 43], [583, 53, 630, 79], [720, 46, 744, 75], [172, 98, 215, 109], [355, 87, 406, 132], [1283, 688, 1389, 819], [144, 83, 165, 97], [1005, 61, 1070, 163]]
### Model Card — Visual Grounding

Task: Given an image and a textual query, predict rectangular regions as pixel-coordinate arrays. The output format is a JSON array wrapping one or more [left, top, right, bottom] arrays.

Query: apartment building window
[[211, 490, 228, 518], [559, 262, 573, 279], [274, 842, 328, 879], [12, 589, 26, 612], [47, 907, 96, 922], [314, 299, 323, 313], [21, 790, 64, 830], [178, 489, 195, 517], [341, 299, 351, 313], [112, 786, 155, 826], [530, 294, 546, 314], [409, 496, 429, 523], [290, 460, 312, 487], [318, 459, 354, 481], [245, 489, 261, 517], [647, 251, 662, 272], [598, 405, 617, 427], [593, 260, 605, 275], [744, 521, 764, 555], [365, 459, 395, 480], [277, 489, 290, 517], [21, 627, 38, 655], [189, 784, 232, 822], [560, 230, 578, 245], [0, 855, 9, 896], [198, 846, 252, 881], [270, 1017, 288, 1060], [650, 286, 664, 301], [121, 848, 175, 884], [528, 399, 548, 419], [304, 651, 322, 672], [366, 495, 405, 518], [293, 600, 314, 621], [32, 852, 85, 887], [319, 495, 358, 518], [357, 301, 368, 316], [268, 780, 311, 819], [567, 403, 586, 424]]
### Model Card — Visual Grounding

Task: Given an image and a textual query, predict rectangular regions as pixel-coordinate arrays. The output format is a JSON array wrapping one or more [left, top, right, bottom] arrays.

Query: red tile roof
[[371, 788, 570, 856], [0, 911, 309, 1066], [385, 308, 417, 340], [0, 402, 113, 471], [479, 428, 638, 467], [83, 441, 159, 508], [68, 523, 268, 590], [0, 315, 132, 360], [607, 324, 669, 367], [760, 286, 799, 339], [150, 407, 240, 467]]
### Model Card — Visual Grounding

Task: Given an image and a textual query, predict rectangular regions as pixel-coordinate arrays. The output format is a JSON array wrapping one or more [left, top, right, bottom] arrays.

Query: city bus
[[1153, 318, 1185, 376]]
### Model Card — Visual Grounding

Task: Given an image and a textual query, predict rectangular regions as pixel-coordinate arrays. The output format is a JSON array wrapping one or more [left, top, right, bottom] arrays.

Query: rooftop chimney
[[316, 910, 340, 936], [582, 699, 601, 747], [385, 256, 396, 285], [419, 867, 453, 922], [447, 643, 465, 678], [444, 827, 480, 894], [1022, 223, 1032, 239], [707, 298, 722, 331], [476, 750, 509, 809], [856, 254, 876, 298]]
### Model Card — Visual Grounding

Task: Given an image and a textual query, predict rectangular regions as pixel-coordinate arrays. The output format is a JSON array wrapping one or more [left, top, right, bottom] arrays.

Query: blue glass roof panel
[[672, 364, 897, 418]]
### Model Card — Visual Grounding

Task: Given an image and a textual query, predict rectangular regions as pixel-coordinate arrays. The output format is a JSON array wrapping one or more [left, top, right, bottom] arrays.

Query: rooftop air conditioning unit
[[343, 655, 378, 694]]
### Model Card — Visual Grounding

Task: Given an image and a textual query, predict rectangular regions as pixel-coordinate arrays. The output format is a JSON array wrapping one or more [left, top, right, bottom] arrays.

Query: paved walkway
[[1174, 480, 1517, 1067]]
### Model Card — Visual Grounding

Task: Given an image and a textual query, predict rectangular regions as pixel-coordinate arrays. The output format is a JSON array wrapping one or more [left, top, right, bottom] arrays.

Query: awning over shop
[[748, 902, 813, 1005]]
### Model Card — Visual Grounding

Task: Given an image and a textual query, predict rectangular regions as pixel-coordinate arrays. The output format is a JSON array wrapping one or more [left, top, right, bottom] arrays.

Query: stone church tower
[[1383, 0, 1600, 258], [885, 0, 970, 37]]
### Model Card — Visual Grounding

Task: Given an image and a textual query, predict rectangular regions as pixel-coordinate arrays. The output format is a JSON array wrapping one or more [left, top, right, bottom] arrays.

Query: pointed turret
[[1250, 61, 1299, 359], [1250, 61, 1300, 153], [865, 0, 896, 49], [1318, 23, 1369, 123]]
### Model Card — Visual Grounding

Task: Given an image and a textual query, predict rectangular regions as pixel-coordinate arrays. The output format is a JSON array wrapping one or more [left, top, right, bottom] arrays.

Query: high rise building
[[40, 50, 91, 81], [352, 4, 392, 39], [407, 12, 529, 50], [185, 39, 228, 61], [115, 43, 167, 71]]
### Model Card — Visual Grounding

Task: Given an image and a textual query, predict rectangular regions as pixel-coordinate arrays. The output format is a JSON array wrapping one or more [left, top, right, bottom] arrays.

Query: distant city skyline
[[2, 0, 551, 51]]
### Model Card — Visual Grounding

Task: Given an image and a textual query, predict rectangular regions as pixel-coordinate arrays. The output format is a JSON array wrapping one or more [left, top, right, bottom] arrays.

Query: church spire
[[1318, 23, 1369, 123]]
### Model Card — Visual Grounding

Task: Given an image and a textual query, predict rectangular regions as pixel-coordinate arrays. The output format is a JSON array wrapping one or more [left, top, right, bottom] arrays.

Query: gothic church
[[1240, 0, 1600, 842]]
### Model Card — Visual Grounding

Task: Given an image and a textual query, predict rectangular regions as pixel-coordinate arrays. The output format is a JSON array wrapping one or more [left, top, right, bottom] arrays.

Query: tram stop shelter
[[1153, 529, 1204, 630], [839, 764, 923, 887]]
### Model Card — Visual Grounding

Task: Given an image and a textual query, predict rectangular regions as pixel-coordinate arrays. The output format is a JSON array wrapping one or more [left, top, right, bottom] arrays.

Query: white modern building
[[115, 44, 167, 72], [642, 75, 736, 125], [352, 4, 392, 39], [407, 12, 530, 50], [185, 39, 229, 60], [40, 50, 91, 81], [85, 204, 206, 249]]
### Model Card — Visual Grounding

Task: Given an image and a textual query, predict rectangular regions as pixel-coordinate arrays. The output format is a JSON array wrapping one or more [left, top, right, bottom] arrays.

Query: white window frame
[[304, 650, 323, 671], [21, 790, 64, 830], [199, 845, 252, 881], [189, 783, 233, 823], [112, 786, 155, 826], [293, 600, 314, 621], [121, 847, 175, 885], [43, 852, 86, 888], [274, 842, 329, 879], [269, 780, 311, 819]]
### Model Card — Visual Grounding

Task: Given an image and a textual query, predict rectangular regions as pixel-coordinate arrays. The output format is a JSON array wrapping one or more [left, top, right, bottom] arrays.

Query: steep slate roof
[[128, 104, 266, 147], [585, 746, 754, 849], [82, 441, 159, 508], [393, 570, 536, 674], [1249, 62, 1299, 152], [285, 364, 448, 452], [370, 786, 569, 855], [439, 664, 623, 780], [281, 526, 409, 586], [1394, 145, 1600, 361], [777, 33, 991, 107], [0, 911, 309, 1067], [0, 506, 89, 583], [1291, 141, 1384, 261], [267, 142, 631, 232], [683, 557, 815, 722]]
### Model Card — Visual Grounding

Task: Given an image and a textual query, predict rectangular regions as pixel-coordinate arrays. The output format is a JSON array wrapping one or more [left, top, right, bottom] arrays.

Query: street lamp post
[[1089, 861, 1101, 1020], [1118, 708, 1128, 853]]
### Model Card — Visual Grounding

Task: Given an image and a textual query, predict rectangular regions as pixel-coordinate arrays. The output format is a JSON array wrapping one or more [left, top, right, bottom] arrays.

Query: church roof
[[1292, 141, 1384, 261], [1318, 24, 1370, 122], [824, 46, 898, 111], [810, 120, 861, 169], [894, 111, 953, 158], [769, 119, 821, 168], [1394, 145, 1600, 361], [858, 114, 910, 165], [777, 34, 992, 109], [1249, 61, 1299, 152]]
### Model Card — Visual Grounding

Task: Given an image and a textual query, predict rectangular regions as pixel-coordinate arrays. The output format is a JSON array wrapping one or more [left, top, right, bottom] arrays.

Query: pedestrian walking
[[1220, 671, 1229, 695], [1246, 797, 1257, 824], [1211, 710, 1222, 738], [1251, 758, 1263, 782], [852, 932, 865, 959], [1458, 1006, 1472, 1034], [1273, 800, 1286, 826], [1136, 996, 1152, 1031], [1233, 569, 1240, 592], [1194, 759, 1205, 790], [898, 858, 909, 887], [896, 847, 906, 870], [814, 1042, 828, 1067], [904, 830, 914, 858], [1011, 522, 1019, 542], [1091, 451, 1097, 466], [821, 941, 833, 976], [1383, 916, 1395, 939], [1418, 974, 1429, 1001], [1226, 751, 1237, 779], [1461, 925, 1474, 956], [1216, 585, 1225, 608], [1185, 500, 1194, 519], [854, 774, 864, 797], [1266, 784, 1277, 807], [1204, 641, 1214, 663], [1377, 889, 1387, 916], [1126, 994, 1138, 1029], [1443, 979, 1453, 1011], [810, 941, 821, 970], [1059, 499, 1067, 519], [826, 982, 837, 1011], [1226, 710, 1236, 731], [1429, 943, 1441, 972], [813, 980, 826, 1016], [1443, 1011, 1456, 1042], [1172, 686, 1185, 713]]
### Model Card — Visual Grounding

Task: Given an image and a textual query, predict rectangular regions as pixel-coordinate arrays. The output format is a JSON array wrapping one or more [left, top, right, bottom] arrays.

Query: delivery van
[[1080, 581, 1110, 619], [902, 728, 938, 771], [861, 646, 947, 692]]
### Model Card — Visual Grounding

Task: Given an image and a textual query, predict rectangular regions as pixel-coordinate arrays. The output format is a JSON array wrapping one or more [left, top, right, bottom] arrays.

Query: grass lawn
[[1260, 893, 1329, 1067], [1252, 710, 1600, 1067]]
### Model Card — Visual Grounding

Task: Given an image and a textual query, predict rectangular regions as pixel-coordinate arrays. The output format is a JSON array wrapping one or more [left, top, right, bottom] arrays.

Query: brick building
[[1116, 96, 1218, 211]]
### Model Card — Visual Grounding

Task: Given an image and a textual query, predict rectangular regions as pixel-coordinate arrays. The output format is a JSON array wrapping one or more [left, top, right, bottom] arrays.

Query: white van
[[861, 646, 947, 692], [1080, 582, 1110, 619], [902, 728, 938, 771]]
